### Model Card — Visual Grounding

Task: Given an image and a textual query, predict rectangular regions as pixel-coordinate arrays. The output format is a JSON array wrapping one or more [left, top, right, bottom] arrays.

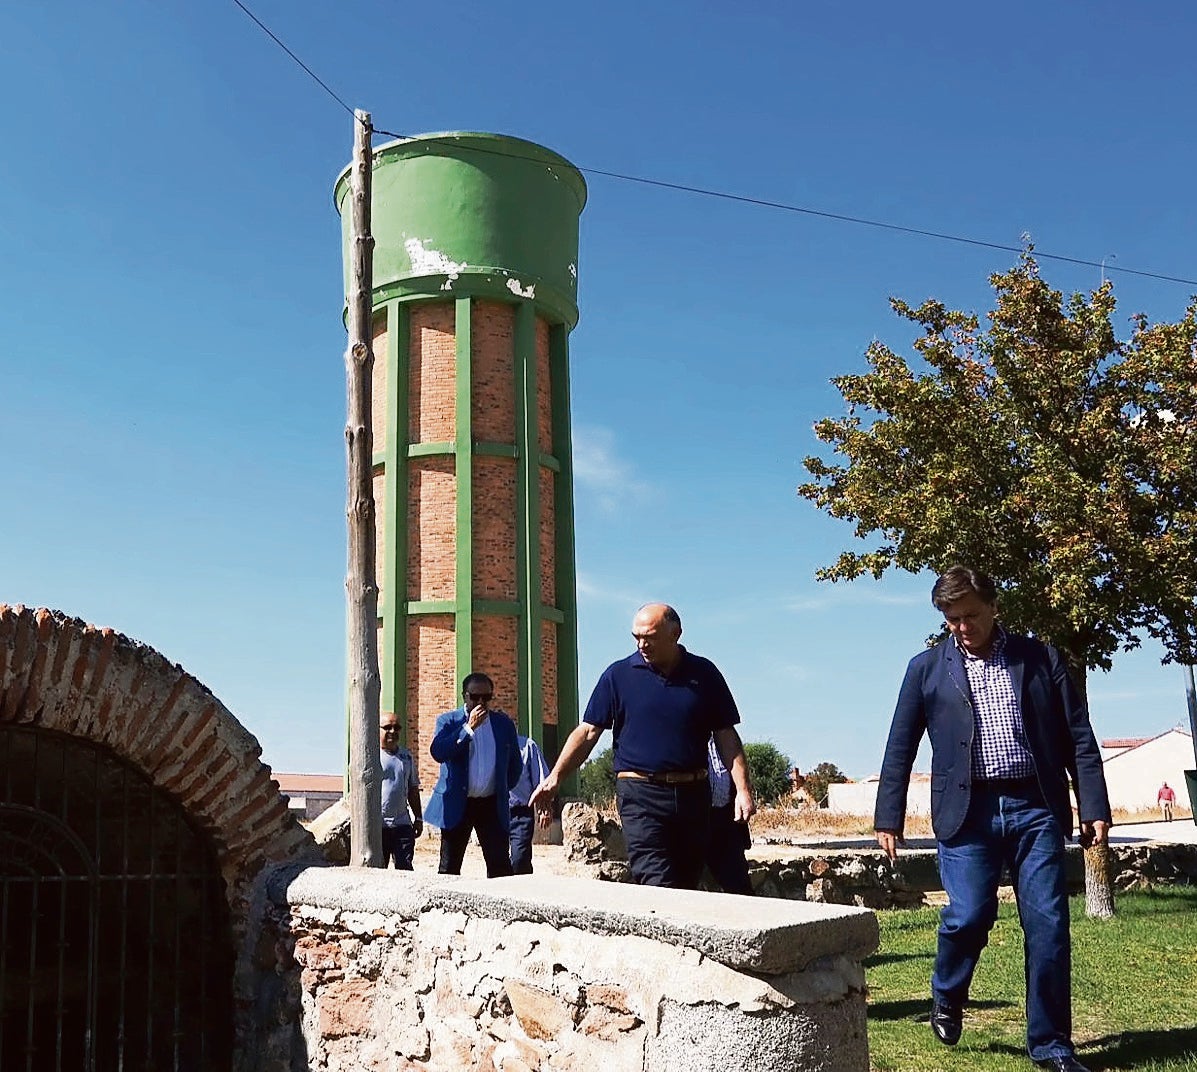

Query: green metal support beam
[[381, 301, 410, 743], [454, 297, 474, 683], [550, 322, 580, 776]]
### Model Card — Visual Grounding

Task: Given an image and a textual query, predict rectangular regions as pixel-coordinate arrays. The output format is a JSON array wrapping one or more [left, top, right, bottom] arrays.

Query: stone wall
[[562, 805, 1197, 908], [256, 866, 879, 1071]]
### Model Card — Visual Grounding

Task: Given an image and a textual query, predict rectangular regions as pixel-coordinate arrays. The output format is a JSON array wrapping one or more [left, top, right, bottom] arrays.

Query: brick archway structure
[[0, 604, 320, 1069]]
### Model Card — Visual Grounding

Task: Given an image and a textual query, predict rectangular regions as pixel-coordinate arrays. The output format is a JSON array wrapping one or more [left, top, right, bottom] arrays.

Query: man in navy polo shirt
[[531, 603, 755, 888]]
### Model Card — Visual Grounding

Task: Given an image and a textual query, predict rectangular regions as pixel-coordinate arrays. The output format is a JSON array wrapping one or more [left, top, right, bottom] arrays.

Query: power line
[[376, 130, 1197, 289], [229, 0, 356, 120], [232, 3, 1197, 291]]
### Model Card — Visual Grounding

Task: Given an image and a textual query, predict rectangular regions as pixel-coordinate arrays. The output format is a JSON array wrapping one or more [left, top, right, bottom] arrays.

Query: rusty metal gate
[[0, 724, 233, 1070]]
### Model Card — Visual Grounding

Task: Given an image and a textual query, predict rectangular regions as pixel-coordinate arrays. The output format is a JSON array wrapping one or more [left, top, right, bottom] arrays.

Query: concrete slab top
[[276, 864, 879, 976]]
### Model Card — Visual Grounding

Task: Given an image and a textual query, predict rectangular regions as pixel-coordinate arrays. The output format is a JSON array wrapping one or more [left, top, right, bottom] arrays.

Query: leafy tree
[[800, 249, 1197, 689], [799, 248, 1197, 915], [743, 742, 792, 804], [803, 761, 848, 808], [577, 747, 615, 805]]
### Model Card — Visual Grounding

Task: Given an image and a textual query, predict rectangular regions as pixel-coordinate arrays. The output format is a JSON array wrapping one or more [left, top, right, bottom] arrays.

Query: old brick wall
[[374, 297, 564, 785], [0, 604, 320, 1072]]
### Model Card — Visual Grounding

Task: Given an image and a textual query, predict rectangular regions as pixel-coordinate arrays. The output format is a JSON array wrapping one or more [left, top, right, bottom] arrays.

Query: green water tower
[[334, 132, 586, 781]]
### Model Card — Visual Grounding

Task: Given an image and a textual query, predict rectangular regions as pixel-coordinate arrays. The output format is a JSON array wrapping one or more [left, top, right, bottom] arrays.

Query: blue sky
[[3, 2, 1195, 779]]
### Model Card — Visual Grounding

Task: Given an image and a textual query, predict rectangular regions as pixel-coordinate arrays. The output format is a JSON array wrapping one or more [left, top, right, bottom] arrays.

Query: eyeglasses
[[380, 725, 400, 733], [465, 692, 493, 703]]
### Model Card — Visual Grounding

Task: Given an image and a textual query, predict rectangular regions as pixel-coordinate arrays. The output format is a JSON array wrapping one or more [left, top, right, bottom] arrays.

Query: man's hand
[[412, 819, 423, 838], [733, 788, 756, 823], [875, 829, 903, 862], [1078, 819, 1110, 849], [466, 704, 489, 730], [529, 773, 559, 828]]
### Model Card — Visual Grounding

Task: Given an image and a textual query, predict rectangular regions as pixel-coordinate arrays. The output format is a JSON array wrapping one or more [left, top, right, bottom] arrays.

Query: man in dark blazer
[[425, 672, 524, 877], [875, 566, 1110, 1072]]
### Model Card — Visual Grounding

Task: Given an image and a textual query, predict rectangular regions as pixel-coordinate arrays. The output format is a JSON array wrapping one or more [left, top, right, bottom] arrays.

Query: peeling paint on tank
[[506, 278, 536, 300], [404, 237, 467, 285]]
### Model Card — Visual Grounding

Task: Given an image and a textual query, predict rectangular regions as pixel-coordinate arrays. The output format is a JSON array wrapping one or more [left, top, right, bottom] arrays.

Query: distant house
[[1098, 728, 1193, 812], [827, 773, 932, 816], [273, 773, 343, 821], [826, 728, 1195, 817], [1099, 736, 1154, 761]]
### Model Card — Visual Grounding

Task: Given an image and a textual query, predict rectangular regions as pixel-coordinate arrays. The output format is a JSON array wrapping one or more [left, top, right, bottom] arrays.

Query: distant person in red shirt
[[1158, 782, 1176, 822]]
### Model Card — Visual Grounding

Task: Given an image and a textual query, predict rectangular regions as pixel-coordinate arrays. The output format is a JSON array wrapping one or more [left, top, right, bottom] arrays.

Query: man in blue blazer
[[875, 566, 1110, 1072], [425, 672, 524, 877]]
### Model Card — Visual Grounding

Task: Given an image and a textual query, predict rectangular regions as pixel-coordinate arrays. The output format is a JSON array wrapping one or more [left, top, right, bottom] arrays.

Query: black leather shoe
[[929, 1001, 962, 1046], [1034, 1058, 1091, 1072]]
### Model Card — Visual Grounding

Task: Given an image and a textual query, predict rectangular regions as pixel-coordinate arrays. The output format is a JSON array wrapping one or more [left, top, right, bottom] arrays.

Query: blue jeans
[[705, 802, 752, 895], [381, 825, 415, 870], [509, 805, 535, 874], [934, 779, 1074, 1062]]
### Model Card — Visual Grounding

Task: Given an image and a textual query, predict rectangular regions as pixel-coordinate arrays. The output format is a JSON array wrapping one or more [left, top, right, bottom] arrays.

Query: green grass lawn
[[866, 887, 1197, 1071]]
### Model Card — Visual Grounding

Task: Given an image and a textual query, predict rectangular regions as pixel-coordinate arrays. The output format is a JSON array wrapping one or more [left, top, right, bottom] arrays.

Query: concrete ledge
[[276, 864, 879, 975]]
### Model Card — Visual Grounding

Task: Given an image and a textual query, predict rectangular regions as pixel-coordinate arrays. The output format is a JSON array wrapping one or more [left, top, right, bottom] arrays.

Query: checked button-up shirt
[[959, 627, 1037, 781]]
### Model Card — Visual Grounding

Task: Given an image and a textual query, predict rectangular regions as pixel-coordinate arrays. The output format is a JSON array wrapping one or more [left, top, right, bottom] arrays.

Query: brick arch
[[0, 605, 318, 896]]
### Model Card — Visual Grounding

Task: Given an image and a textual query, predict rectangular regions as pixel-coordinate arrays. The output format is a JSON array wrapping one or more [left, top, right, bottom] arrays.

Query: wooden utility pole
[[345, 108, 382, 867]]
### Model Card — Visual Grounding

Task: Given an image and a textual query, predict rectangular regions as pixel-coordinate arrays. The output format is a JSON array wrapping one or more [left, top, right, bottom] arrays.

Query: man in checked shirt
[[874, 566, 1110, 1072]]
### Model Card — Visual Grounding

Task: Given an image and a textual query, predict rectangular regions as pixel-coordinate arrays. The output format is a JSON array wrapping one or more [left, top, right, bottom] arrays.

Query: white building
[[1099, 728, 1193, 813], [273, 772, 344, 821], [827, 774, 931, 816], [826, 728, 1195, 818]]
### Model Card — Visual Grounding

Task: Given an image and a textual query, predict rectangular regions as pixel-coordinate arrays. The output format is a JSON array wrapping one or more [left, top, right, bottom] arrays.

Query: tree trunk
[[1083, 842, 1115, 919], [1066, 652, 1116, 919], [345, 109, 382, 867]]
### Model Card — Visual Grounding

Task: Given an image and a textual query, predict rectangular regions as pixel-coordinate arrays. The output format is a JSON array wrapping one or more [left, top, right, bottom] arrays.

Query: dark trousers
[[934, 780, 1073, 1063], [438, 794, 514, 878], [616, 779, 709, 889], [381, 825, 416, 870], [705, 802, 753, 895], [509, 804, 535, 874]]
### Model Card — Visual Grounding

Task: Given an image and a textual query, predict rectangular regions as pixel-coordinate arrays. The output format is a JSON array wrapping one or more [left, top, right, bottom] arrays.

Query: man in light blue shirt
[[379, 713, 423, 869], [508, 735, 550, 874], [704, 736, 752, 894]]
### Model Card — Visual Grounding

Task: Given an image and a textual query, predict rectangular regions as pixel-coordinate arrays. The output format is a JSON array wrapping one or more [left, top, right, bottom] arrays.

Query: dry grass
[[575, 800, 1191, 843]]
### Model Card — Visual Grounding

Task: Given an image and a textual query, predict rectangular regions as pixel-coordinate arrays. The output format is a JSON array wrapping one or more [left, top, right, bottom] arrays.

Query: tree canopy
[[799, 250, 1197, 682], [803, 761, 848, 807], [578, 747, 615, 805], [743, 741, 792, 804]]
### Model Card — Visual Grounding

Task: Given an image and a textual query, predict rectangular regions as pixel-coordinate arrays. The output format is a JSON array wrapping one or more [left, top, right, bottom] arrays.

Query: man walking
[[508, 733, 550, 874], [704, 735, 753, 894], [1158, 781, 1176, 822], [379, 713, 423, 869], [874, 566, 1110, 1072], [531, 603, 754, 889], [425, 673, 523, 877]]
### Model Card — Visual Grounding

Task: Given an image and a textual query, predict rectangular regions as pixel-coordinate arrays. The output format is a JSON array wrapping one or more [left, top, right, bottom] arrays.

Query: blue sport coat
[[424, 707, 523, 834], [874, 634, 1111, 842]]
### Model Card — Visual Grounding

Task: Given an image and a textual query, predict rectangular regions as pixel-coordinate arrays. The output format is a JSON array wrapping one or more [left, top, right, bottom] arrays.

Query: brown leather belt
[[617, 769, 708, 786]]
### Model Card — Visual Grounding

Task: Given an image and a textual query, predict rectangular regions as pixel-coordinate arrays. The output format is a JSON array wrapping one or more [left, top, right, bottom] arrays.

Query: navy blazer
[[874, 634, 1111, 842], [424, 707, 523, 834]]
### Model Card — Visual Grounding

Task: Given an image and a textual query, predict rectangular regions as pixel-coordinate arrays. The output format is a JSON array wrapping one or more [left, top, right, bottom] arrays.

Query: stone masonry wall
[[562, 805, 1197, 908], [258, 867, 879, 1072]]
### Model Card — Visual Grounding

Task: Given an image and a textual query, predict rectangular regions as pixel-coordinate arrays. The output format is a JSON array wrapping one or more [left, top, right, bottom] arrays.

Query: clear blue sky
[[3, 2, 1195, 778]]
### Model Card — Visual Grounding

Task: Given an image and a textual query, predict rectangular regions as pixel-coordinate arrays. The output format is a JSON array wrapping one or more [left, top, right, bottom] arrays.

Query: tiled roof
[[273, 773, 344, 794], [1101, 737, 1153, 750]]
